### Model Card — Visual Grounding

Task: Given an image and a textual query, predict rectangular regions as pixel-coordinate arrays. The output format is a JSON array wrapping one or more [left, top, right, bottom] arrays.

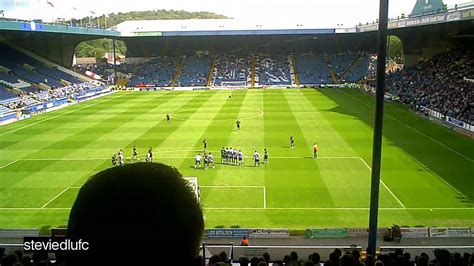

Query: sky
[[1, 0, 472, 27]]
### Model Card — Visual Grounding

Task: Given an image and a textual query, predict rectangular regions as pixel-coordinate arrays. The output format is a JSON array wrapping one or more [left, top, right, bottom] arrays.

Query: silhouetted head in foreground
[[66, 162, 204, 265]]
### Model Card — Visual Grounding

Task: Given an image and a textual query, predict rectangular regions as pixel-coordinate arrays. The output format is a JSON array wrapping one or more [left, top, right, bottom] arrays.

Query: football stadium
[[0, 0, 473, 264]]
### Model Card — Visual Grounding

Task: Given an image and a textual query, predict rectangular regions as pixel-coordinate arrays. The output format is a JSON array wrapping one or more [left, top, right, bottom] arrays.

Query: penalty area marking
[[338, 89, 473, 163], [40, 187, 71, 209], [358, 157, 406, 209], [0, 160, 19, 169], [0, 156, 406, 209]]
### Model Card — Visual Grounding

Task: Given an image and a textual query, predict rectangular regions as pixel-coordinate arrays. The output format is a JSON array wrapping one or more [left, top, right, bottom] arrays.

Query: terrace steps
[[251, 56, 256, 87], [171, 58, 185, 87], [324, 54, 339, 84], [206, 56, 216, 87], [339, 53, 363, 81], [289, 55, 300, 87]]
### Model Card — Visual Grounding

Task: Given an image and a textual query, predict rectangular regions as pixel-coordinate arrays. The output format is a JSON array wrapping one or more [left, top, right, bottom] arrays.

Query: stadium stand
[[177, 55, 212, 87], [342, 54, 371, 83], [79, 52, 376, 88], [0, 43, 107, 113], [0, 84, 18, 102], [256, 55, 292, 86], [0, 105, 14, 114], [0, 72, 33, 90], [387, 49, 473, 124], [213, 54, 252, 87], [127, 56, 179, 87], [330, 52, 360, 79], [33, 63, 82, 84], [295, 54, 333, 85], [0, 43, 84, 90]]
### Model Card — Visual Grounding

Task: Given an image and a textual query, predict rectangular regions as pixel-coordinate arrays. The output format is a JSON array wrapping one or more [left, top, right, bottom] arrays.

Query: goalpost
[[184, 176, 200, 203]]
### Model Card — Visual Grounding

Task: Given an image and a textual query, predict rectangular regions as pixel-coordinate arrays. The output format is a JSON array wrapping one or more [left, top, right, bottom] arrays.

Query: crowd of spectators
[[177, 55, 212, 87], [1, 247, 470, 266], [386, 49, 473, 124], [1, 82, 104, 110], [257, 55, 292, 86], [213, 55, 252, 86], [204, 248, 473, 266]]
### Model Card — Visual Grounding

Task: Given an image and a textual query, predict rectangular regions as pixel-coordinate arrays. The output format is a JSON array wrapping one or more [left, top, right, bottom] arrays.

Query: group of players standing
[[111, 115, 318, 168], [111, 146, 154, 166], [220, 147, 245, 165]]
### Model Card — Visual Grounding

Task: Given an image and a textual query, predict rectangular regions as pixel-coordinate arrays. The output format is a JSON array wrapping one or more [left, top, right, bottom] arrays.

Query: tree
[[388, 36, 403, 62], [74, 10, 227, 59]]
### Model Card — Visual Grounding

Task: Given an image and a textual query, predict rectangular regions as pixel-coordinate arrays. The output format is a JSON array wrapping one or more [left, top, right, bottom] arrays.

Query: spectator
[[309, 252, 321, 265], [374, 260, 384, 266], [241, 236, 249, 246], [364, 255, 375, 266], [209, 255, 221, 265], [340, 254, 356, 266], [220, 251, 229, 263], [250, 256, 263, 266], [263, 252, 271, 264], [1, 253, 18, 266], [416, 255, 429, 266], [65, 162, 204, 265], [0, 247, 5, 263], [240, 256, 250, 266]]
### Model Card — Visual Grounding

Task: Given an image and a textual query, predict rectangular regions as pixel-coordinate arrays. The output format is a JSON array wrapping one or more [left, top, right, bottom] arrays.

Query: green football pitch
[[0, 89, 473, 231]]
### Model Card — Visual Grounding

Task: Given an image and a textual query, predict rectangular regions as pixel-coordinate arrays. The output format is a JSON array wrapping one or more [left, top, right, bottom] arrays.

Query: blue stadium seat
[[177, 56, 211, 87], [295, 54, 333, 84], [257, 55, 291, 86], [213, 55, 251, 87]]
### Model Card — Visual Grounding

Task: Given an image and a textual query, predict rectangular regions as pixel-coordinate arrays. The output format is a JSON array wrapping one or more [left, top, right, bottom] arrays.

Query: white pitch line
[[15, 156, 361, 161], [40, 187, 70, 209], [0, 207, 472, 211], [263, 186, 267, 209], [202, 207, 474, 210], [358, 157, 406, 209], [20, 158, 110, 161], [200, 186, 265, 188], [338, 89, 473, 163], [0, 159, 18, 170], [0, 208, 72, 210], [0, 92, 123, 136]]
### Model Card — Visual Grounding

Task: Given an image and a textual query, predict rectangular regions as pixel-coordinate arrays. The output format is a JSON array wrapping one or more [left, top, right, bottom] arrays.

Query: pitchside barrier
[[305, 227, 473, 239], [203, 226, 473, 240], [205, 229, 290, 239]]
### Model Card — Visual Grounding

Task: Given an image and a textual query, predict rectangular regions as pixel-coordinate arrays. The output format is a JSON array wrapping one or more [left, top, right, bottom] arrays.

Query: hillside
[[74, 10, 228, 59]]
